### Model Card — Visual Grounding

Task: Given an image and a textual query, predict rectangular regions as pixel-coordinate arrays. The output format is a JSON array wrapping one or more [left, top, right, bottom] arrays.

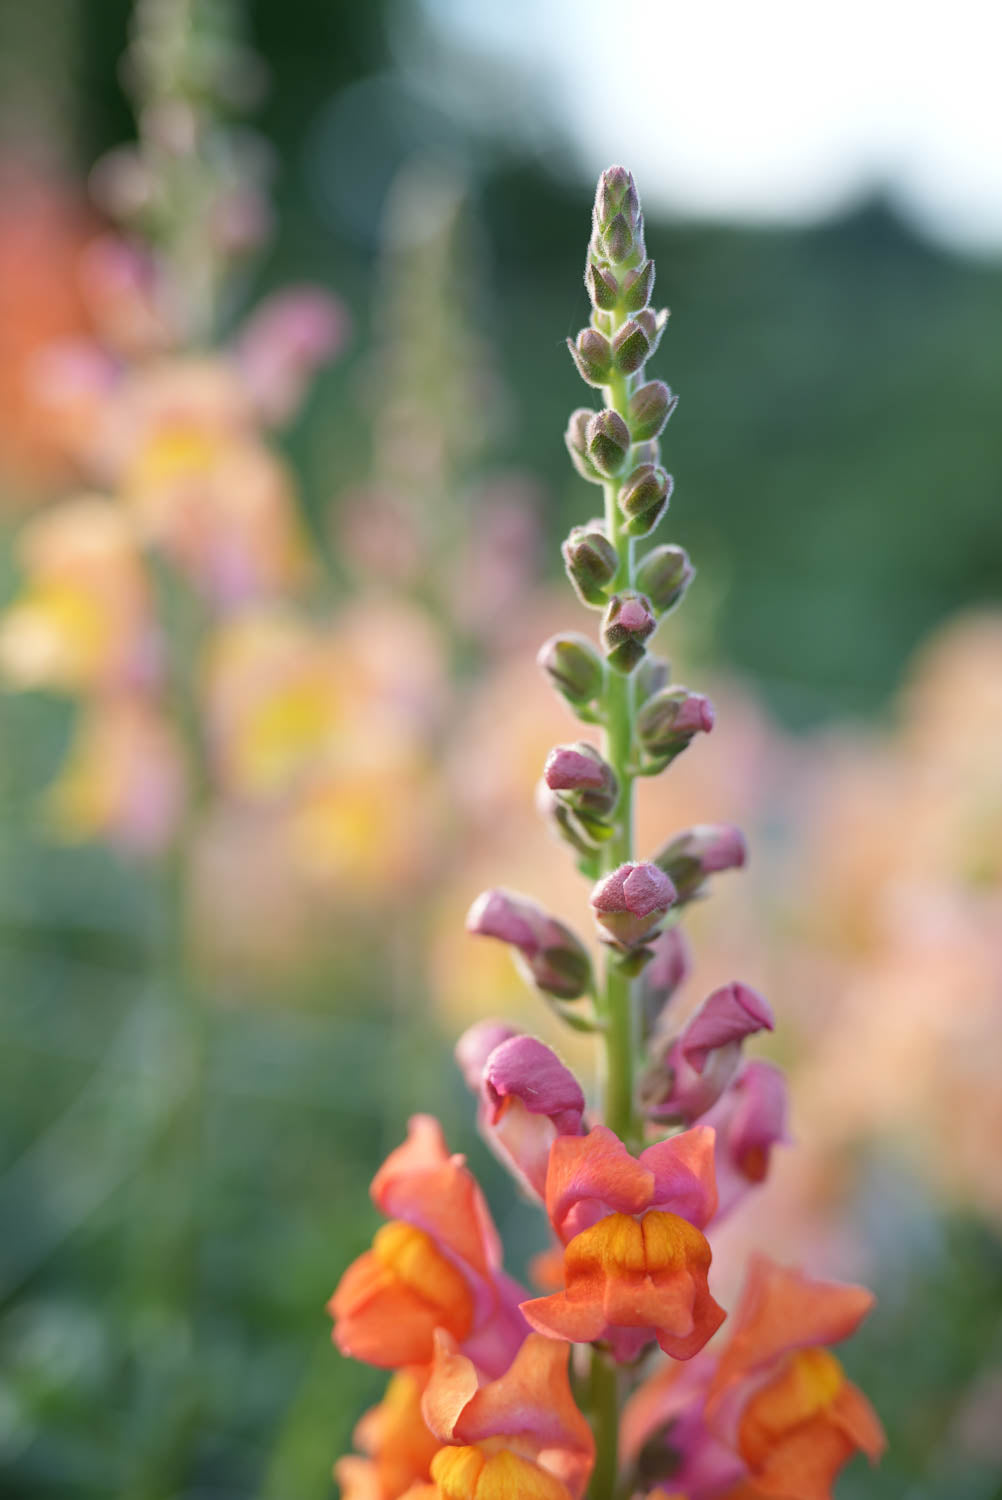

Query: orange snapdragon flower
[[520, 1125, 724, 1362], [336, 1368, 441, 1500], [624, 1256, 884, 1500], [329, 1117, 527, 1377], [422, 1329, 594, 1500]]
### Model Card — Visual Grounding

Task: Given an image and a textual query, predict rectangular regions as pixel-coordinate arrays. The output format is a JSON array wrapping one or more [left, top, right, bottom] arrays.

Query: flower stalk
[[329, 165, 884, 1500]]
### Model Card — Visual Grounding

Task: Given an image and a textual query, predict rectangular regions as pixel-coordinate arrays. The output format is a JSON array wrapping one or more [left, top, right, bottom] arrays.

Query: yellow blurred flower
[[0, 495, 157, 693]]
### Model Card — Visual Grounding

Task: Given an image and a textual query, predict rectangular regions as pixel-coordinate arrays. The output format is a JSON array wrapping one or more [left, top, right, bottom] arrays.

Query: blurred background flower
[[0, 3, 999, 1500]]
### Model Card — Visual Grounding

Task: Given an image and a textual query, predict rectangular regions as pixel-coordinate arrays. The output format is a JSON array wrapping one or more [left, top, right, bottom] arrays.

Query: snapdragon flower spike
[[701, 1058, 790, 1218], [455, 1027, 586, 1199], [466, 889, 593, 1001], [643, 982, 775, 1125], [652, 823, 747, 906], [422, 1328, 595, 1500], [636, 686, 715, 762], [520, 1125, 723, 1363], [329, 1115, 527, 1376], [590, 861, 676, 950]]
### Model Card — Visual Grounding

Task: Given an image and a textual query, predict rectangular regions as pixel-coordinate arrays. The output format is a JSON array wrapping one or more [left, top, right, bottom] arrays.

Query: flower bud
[[467, 889, 593, 1000], [594, 166, 638, 228], [455, 1019, 521, 1091], [635, 306, 668, 357], [544, 742, 619, 828], [618, 464, 672, 537], [564, 408, 603, 483], [562, 525, 619, 607], [621, 259, 655, 312], [602, 591, 657, 673], [611, 319, 650, 375], [602, 213, 635, 264], [586, 261, 619, 311], [537, 631, 604, 708], [636, 686, 714, 758], [628, 380, 678, 443], [638, 926, 692, 1039], [635, 545, 693, 613], [641, 982, 774, 1125], [703, 1059, 790, 1216], [587, 410, 631, 477], [653, 823, 747, 903], [590, 861, 676, 949], [568, 329, 612, 386]]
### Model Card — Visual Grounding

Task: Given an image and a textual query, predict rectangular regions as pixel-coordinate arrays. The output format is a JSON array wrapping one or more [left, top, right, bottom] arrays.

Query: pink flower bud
[[590, 861, 676, 949], [636, 686, 715, 761], [643, 982, 774, 1125], [543, 743, 618, 830], [484, 1036, 585, 1137], [466, 889, 593, 1000], [703, 1059, 790, 1217], [680, 982, 774, 1075], [602, 591, 657, 674], [455, 1020, 521, 1092], [653, 822, 747, 903]]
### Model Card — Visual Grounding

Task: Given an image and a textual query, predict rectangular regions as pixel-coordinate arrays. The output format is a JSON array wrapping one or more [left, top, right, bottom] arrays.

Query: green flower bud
[[594, 166, 637, 227], [586, 261, 619, 311], [602, 591, 657, 674], [568, 328, 612, 386], [635, 545, 693, 614], [612, 319, 651, 375], [622, 259, 655, 312], [618, 463, 673, 537], [636, 654, 671, 702], [537, 631, 604, 707], [635, 307, 668, 359], [628, 381, 678, 443], [562, 524, 619, 607], [587, 410, 631, 477], [565, 408, 603, 483]]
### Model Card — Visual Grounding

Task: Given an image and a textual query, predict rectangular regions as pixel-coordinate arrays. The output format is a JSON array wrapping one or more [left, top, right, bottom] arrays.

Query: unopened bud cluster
[[561, 169, 687, 683]]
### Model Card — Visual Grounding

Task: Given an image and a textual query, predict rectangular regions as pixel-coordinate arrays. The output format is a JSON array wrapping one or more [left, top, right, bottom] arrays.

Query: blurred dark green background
[[1, 3, 1000, 1499]]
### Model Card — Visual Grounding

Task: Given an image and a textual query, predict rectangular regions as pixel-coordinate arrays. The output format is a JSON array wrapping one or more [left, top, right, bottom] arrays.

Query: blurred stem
[[125, 566, 211, 1500]]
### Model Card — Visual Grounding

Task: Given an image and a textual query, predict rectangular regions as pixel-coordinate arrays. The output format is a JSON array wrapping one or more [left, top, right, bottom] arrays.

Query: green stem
[[589, 318, 643, 1500], [588, 1351, 621, 1500]]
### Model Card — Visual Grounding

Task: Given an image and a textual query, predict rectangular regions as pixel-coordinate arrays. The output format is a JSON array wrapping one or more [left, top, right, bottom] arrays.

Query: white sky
[[414, 0, 1002, 255]]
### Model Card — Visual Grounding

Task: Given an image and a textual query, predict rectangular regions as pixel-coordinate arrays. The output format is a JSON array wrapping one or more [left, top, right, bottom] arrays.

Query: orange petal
[[709, 1256, 874, 1414], [545, 1127, 655, 1242], [521, 1212, 725, 1362], [373, 1116, 501, 1278], [353, 1370, 442, 1497], [330, 1223, 474, 1368], [737, 1348, 885, 1500]]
